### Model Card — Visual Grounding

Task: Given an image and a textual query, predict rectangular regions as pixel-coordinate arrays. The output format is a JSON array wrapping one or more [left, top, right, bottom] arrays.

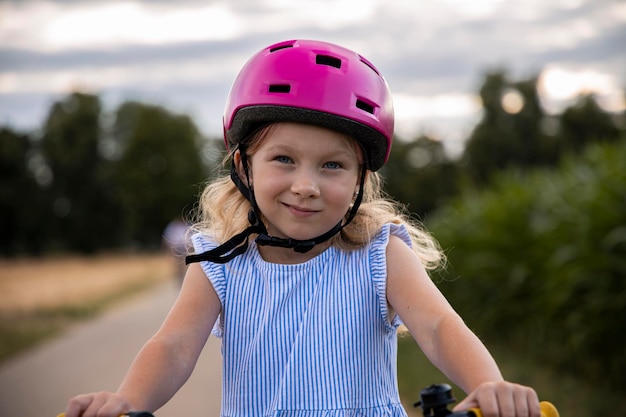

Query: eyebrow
[[265, 144, 356, 159]]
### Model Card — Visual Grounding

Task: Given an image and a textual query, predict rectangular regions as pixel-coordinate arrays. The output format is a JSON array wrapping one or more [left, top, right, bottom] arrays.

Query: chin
[[270, 229, 322, 242]]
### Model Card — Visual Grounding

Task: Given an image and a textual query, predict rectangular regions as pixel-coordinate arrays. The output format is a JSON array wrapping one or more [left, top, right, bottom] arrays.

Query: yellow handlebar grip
[[540, 401, 560, 417], [57, 413, 126, 417], [468, 401, 559, 417], [467, 406, 483, 417]]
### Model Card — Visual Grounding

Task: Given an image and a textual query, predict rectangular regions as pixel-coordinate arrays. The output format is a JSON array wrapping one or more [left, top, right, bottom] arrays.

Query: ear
[[233, 149, 252, 185], [354, 170, 369, 198]]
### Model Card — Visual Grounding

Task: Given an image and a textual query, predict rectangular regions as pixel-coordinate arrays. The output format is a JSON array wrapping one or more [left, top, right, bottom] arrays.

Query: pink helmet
[[223, 39, 394, 171]]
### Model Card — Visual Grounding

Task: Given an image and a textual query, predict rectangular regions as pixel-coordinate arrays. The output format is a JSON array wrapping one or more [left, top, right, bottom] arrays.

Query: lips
[[284, 203, 320, 216]]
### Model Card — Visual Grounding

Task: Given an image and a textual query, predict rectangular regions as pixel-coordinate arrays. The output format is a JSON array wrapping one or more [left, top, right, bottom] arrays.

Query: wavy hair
[[191, 125, 445, 271]]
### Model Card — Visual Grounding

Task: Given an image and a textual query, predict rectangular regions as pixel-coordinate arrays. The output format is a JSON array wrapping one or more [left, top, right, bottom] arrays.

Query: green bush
[[427, 139, 626, 389]]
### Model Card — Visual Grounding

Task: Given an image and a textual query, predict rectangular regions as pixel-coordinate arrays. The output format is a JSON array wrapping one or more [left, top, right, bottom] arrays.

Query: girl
[[65, 40, 540, 417]]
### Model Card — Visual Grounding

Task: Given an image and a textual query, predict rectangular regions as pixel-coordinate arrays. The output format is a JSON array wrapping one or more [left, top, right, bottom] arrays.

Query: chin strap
[[186, 146, 367, 265], [184, 210, 266, 265]]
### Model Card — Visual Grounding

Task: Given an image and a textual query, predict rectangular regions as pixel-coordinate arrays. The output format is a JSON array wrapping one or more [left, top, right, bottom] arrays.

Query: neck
[[256, 239, 331, 264]]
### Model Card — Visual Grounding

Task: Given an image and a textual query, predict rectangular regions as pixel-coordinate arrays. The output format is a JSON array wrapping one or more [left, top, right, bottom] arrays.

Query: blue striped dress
[[192, 223, 410, 417]]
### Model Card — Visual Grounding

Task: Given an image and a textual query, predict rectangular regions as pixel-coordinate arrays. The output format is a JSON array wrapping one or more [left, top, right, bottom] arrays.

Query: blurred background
[[0, 1, 625, 416]]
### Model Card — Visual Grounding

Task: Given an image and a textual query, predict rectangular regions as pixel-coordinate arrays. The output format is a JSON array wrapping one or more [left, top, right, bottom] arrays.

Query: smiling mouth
[[284, 203, 319, 215]]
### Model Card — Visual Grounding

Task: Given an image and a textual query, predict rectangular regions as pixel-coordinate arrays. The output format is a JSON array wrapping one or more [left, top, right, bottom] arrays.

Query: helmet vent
[[268, 84, 291, 93], [316, 54, 342, 69], [359, 57, 381, 76], [269, 43, 294, 52], [356, 99, 375, 114]]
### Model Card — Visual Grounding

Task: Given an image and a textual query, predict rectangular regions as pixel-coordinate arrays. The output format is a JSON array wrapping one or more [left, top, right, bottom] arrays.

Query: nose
[[290, 168, 320, 198]]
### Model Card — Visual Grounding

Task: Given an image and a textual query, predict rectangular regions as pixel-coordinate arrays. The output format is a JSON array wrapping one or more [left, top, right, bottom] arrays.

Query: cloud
[[0, 0, 624, 145]]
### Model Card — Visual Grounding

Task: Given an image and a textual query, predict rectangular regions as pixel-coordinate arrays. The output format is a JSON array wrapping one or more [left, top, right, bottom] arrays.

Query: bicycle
[[415, 383, 559, 417], [57, 413, 154, 417], [58, 383, 559, 417]]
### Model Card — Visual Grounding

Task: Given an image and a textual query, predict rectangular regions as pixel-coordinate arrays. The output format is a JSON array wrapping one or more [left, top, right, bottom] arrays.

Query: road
[[0, 282, 222, 417]]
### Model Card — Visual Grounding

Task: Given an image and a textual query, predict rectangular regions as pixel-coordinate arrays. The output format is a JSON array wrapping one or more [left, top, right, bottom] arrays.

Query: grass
[[397, 332, 461, 417], [397, 334, 626, 417], [0, 279, 159, 362], [0, 252, 173, 364]]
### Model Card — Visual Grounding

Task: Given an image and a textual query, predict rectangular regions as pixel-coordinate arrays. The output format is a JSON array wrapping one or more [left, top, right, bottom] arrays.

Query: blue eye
[[275, 155, 292, 164], [324, 161, 342, 169]]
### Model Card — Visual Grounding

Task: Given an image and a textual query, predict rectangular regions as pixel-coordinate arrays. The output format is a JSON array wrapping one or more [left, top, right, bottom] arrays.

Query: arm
[[64, 263, 221, 417], [385, 235, 539, 417]]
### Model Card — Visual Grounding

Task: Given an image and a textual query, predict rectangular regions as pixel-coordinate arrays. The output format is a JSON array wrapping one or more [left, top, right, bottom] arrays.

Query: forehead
[[255, 122, 361, 156]]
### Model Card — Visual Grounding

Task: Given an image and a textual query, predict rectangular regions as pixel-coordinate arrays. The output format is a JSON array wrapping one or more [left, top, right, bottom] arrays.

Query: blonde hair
[[191, 126, 445, 271]]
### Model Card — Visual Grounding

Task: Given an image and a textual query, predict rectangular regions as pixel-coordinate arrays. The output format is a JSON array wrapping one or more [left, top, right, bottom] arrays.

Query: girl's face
[[244, 122, 361, 251]]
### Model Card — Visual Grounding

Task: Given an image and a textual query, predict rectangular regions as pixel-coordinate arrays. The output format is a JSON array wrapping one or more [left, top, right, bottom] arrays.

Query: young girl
[[64, 40, 540, 417]]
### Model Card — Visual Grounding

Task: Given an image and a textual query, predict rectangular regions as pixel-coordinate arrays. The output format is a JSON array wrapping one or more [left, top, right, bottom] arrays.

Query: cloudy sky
[[1, 0, 624, 154]]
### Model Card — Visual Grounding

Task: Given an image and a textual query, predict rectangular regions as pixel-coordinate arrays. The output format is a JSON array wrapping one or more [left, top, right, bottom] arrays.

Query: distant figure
[[162, 217, 188, 284]]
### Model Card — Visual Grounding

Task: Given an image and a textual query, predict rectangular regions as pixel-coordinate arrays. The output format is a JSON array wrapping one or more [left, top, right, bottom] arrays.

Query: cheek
[[326, 179, 358, 206], [251, 170, 284, 200]]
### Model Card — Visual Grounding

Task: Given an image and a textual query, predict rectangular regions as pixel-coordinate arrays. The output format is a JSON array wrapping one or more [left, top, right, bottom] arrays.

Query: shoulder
[[371, 223, 412, 250], [191, 232, 219, 252], [190, 232, 224, 267], [367, 222, 414, 275], [383, 225, 435, 307], [367, 223, 412, 272], [385, 226, 452, 335], [386, 231, 423, 275]]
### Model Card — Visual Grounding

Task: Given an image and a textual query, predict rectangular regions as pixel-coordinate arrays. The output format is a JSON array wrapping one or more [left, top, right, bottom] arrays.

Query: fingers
[[64, 391, 133, 417], [453, 381, 540, 417]]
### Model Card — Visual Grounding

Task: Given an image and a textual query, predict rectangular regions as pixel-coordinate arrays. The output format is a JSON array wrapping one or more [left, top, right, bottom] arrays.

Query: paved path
[[0, 282, 222, 417]]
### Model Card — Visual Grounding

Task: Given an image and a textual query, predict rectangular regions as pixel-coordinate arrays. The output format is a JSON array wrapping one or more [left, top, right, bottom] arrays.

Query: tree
[[0, 128, 46, 254], [382, 135, 458, 218], [40, 92, 123, 252], [428, 138, 626, 393], [558, 93, 622, 153], [461, 70, 554, 185], [112, 102, 208, 247]]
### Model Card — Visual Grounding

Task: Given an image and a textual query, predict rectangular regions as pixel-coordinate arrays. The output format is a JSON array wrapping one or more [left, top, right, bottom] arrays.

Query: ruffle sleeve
[[369, 223, 412, 331], [191, 233, 226, 338]]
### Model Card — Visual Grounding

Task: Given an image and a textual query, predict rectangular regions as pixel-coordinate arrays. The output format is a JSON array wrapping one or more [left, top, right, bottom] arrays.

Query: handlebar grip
[[57, 413, 154, 417], [468, 401, 559, 417]]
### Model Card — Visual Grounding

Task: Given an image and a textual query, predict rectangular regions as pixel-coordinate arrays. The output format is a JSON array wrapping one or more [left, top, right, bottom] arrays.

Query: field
[[0, 252, 173, 363]]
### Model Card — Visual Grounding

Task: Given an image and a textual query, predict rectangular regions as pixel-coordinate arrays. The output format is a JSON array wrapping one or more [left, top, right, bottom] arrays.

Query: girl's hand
[[452, 381, 540, 417], [64, 391, 134, 417]]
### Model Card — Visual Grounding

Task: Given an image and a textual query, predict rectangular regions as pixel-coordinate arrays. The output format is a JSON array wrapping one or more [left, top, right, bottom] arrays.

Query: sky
[[1, 0, 624, 154]]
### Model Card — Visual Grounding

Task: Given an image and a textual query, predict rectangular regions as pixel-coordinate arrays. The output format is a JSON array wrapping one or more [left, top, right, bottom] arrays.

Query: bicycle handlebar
[[57, 413, 154, 417], [58, 384, 559, 417], [470, 402, 558, 417], [415, 384, 559, 417]]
